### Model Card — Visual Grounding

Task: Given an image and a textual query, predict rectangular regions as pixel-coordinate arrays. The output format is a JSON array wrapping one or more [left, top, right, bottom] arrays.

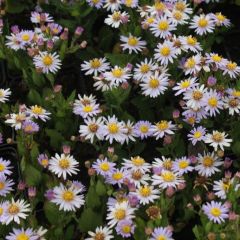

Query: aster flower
[[213, 178, 233, 199], [190, 14, 215, 35], [33, 51, 61, 74], [122, 120, 137, 144], [150, 120, 176, 140], [0, 88, 11, 103], [150, 227, 174, 240], [195, 152, 223, 177], [120, 34, 146, 54], [140, 71, 169, 98], [172, 157, 194, 175], [48, 153, 79, 180], [166, 9, 189, 25], [48, 23, 63, 35], [174, 0, 192, 14], [37, 154, 49, 168], [116, 219, 135, 238], [86, 0, 104, 8], [224, 96, 240, 115], [202, 201, 229, 224], [104, 0, 122, 12], [187, 126, 206, 146], [221, 61, 240, 79], [1, 198, 30, 225], [51, 183, 85, 211], [93, 75, 116, 92], [30, 12, 53, 23], [204, 131, 232, 151], [152, 157, 173, 172], [205, 53, 227, 68], [22, 120, 39, 134], [27, 105, 51, 122], [179, 35, 202, 53], [5, 112, 27, 130], [6, 228, 38, 240], [86, 226, 113, 240], [172, 77, 198, 96], [16, 30, 34, 47], [104, 66, 131, 85], [81, 57, 110, 76], [128, 170, 151, 188], [5, 33, 23, 51], [133, 120, 153, 139], [183, 54, 202, 75], [0, 176, 14, 197], [123, 156, 151, 174], [0, 158, 12, 178], [122, 0, 138, 8], [92, 158, 116, 177], [104, 11, 128, 28], [105, 168, 128, 187], [211, 12, 231, 27]]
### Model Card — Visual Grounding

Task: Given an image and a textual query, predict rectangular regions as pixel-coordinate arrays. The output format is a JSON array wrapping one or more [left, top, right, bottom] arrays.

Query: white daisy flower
[[92, 158, 116, 177], [102, 115, 127, 144], [106, 201, 135, 227], [86, 226, 114, 240], [104, 0, 122, 12], [150, 120, 176, 140], [27, 105, 51, 122], [81, 57, 110, 76], [104, 11, 128, 28], [152, 157, 173, 172], [5, 112, 27, 130], [190, 14, 215, 35], [140, 71, 169, 98], [183, 84, 207, 110], [133, 58, 158, 81], [172, 157, 194, 176], [204, 131, 232, 151], [79, 117, 104, 143], [152, 170, 184, 189], [166, 9, 189, 25], [5, 33, 23, 51], [150, 226, 174, 240], [174, 0, 192, 15], [179, 35, 202, 53], [122, 120, 137, 144], [223, 96, 240, 115], [1, 198, 30, 225], [211, 12, 231, 27], [205, 53, 227, 68], [0, 88, 11, 103], [6, 228, 38, 240], [93, 75, 116, 92], [146, 1, 166, 16], [105, 168, 128, 187], [172, 77, 198, 96], [0, 176, 14, 197], [195, 152, 223, 177], [33, 51, 61, 74], [128, 170, 151, 188], [30, 12, 53, 23], [51, 183, 85, 211], [221, 61, 240, 79], [48, 153, 79, 180], [122, 156, 151, 173], [213, 178, 233, 199], [154, 40, 178, 65], [150, 16, 176, 39], [183, 54, 202, 75], [202, 201, 229, 224], [104, 66, 131, 85], [133, 185, 160, 205], [0, 158, 12, 178], [16, 30, 34, 47], [120, 34, 146, 54]]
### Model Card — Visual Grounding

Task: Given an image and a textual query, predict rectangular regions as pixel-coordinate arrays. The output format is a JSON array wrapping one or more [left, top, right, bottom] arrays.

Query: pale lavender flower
[[187, 126, 206, 145], [133, 121, 153, 139], [45, 189, 55, 201], [116, 219, 135, 238], [150, 227, 174, 240], [38, 154, 49, 168], [92, 158, 116, 177], [22, 120, 39, 134]]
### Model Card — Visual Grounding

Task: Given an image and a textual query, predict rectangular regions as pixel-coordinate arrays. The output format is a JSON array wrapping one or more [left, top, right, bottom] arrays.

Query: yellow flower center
[[147, 17, 155, 24], [90, 59, 101, 68], [222, 182, 230, 191], [83, 105, 93, 113], [0, 182, 5, 190], [226, 62, 237, 70], [94, 233, 105, 240], [32, 105, 43, 114], [229, 99, 238, 107], [212, 132, 223, 142], [112, 172, 123, 181], [157, 236, 166, 240], [100, 162, 110, 172], [128, 37, 138, 46], [208, 97, 218, 107], [158, 21, 169, 31], [175, 2, 186, 12], [62, 191, 74, 202], [156, 121, 168, 131], [43, 55, 53, 66], [186, 58, 196, 68], [192, 91, 203, 101], [132, 156, 145, 166], [0, 207, 3, 216], [24, 125, 33, 132], [21, 34, 30, 41], [149, 78, 159, 88], [140, 64, 150, 73], [112, 68, 123, 78], [115, 209, 126, 220], [139, 186, 152, 197], [198, 18, 208, 28], [8, 204, 20, 215], [0, 90, 3, 97], [140, 125, 149, 133], [160, 46, 171, 56], [108, 123, 119, 134], [41, 159, 49, 167], [88, 123, 99, 132], [193, 131, 202, 139], [216, 13, 226, 22], [162, 171, 175, 182], [0, 163, 5, 172], [16, 233, 30, 240], [112, 11, 121, 21], [173, 11, 183, 20], [178, 160, 189, 169], [155, 2, 166, 11], [187, 36, 197, 45], [163, 160, 173, 170], [180, 80, 190, 88], [188, 117, 196, 125], [131, 170, 143, 180], [203, 156, 214, 167], [211, 54, 222, 63], [210, 207, 221, 217], [232, 90, 240, 97], [122, 225, 131, 233], [59, 158, 70, 169], [92, 0, 100, 4]]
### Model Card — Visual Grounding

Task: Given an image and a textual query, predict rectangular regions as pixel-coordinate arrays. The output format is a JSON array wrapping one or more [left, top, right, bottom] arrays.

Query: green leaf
[[96, 179, 107, 196], [232, 141, 240, 156], [28, 89, 42, 105], [44, 202, 65, 225], [25, 165, 42, 186], [6, 0, 26, 13], [86, 186, 101, 208]]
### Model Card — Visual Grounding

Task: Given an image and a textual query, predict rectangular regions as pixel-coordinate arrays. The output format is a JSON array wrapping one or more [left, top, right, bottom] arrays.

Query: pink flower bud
[[62, 145, 71, 154], [166, 187, 175, 198]]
